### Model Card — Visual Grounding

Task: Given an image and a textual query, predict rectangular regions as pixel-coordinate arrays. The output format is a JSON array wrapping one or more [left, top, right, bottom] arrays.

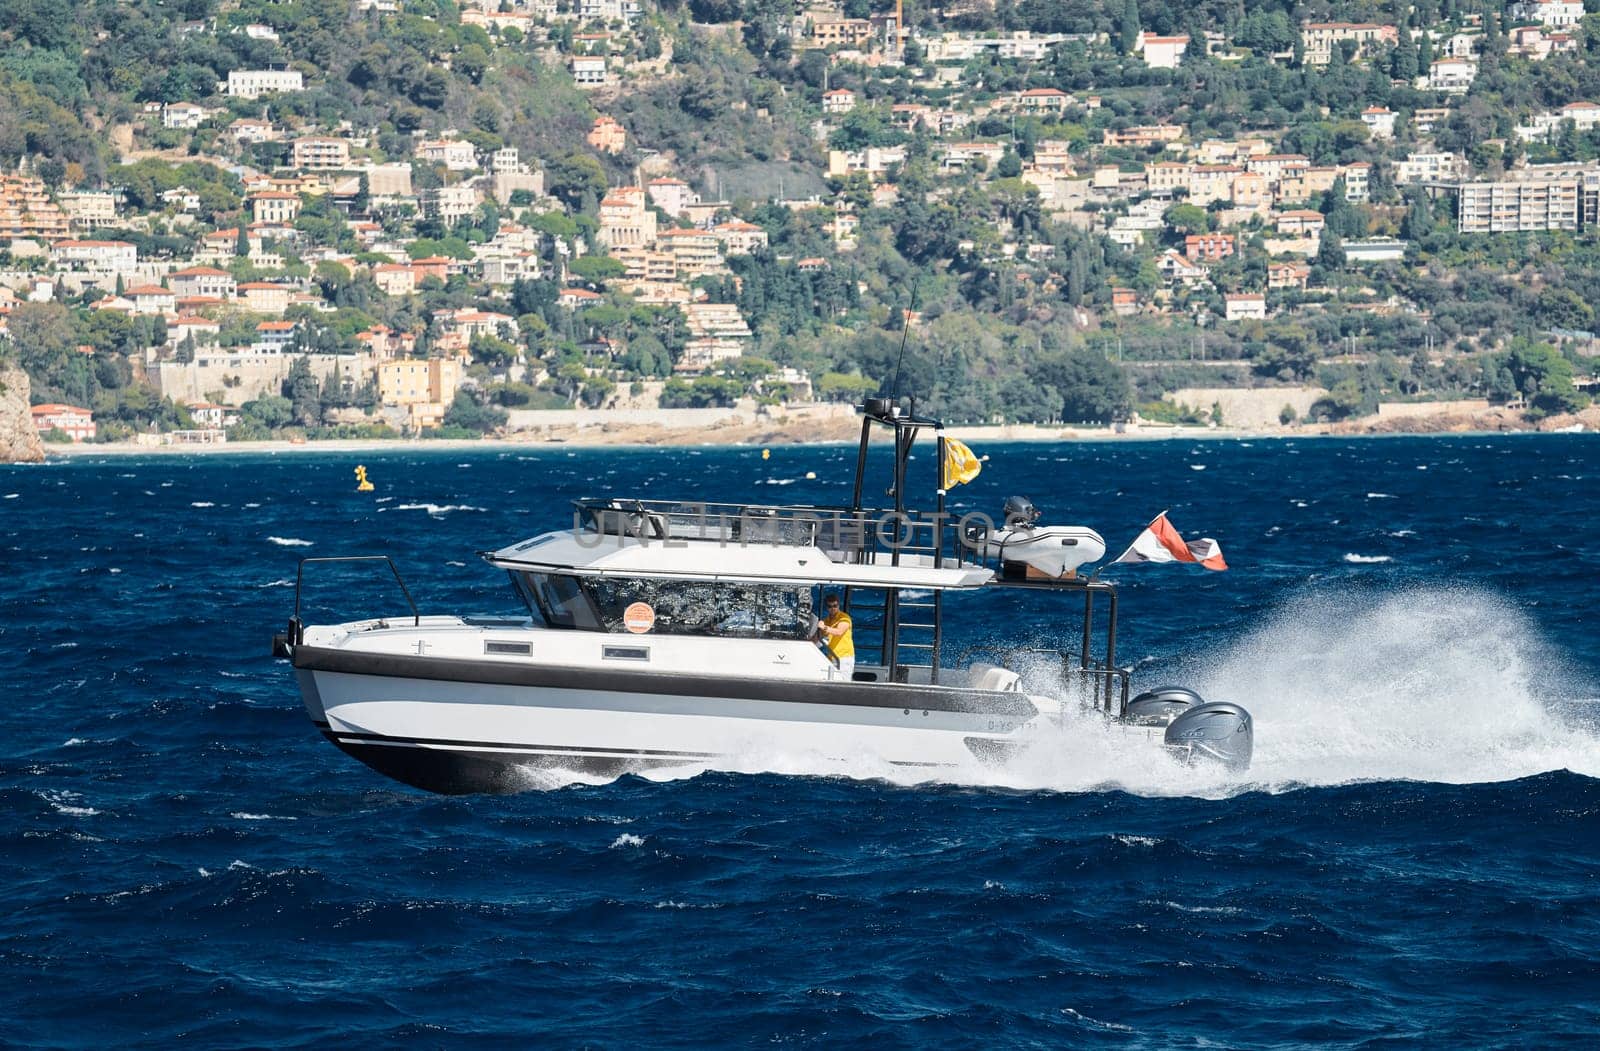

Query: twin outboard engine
[[1125, 685, 1204, 727], [1127, 686, 1254, 772], [1165, 702, 1253, 771]]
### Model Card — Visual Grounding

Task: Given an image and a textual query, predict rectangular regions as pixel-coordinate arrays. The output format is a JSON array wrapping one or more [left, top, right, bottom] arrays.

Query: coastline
[[33, 404, 1599, 458]]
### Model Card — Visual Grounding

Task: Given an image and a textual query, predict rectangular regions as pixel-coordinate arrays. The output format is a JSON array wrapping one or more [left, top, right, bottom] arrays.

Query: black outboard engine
[[1126, 685, 1203, 727], [1002, 495, 1041, 531], [1164, 701, 1253, 771]]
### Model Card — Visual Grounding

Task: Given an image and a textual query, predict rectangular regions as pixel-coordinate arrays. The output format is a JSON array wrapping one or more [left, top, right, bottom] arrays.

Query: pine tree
[[1118, 0, 1141, 55]]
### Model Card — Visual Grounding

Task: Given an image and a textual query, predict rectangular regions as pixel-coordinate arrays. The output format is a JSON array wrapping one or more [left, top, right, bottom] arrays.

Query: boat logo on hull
[[623, 602, 655, 634]]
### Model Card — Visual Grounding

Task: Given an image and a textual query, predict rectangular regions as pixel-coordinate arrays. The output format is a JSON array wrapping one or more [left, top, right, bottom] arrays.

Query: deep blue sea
[[3, 435, 1599, 1048]]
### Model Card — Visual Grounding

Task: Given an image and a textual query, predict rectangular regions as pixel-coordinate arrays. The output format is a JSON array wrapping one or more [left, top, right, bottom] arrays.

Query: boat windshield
[[587, 578, 814, 640], [512, 572, 814, 640]]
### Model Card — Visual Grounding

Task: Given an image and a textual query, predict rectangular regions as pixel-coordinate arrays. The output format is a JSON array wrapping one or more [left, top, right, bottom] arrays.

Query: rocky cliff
[[0, 367, 45, 463]]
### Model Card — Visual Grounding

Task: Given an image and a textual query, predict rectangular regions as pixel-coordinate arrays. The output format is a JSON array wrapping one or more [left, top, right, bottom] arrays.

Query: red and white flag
[[1112, 512, 1227, 571]]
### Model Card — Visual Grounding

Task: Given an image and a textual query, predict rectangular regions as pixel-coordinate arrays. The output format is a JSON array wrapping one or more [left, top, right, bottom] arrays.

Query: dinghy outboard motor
[[1002, 495, 1041, 530], [1163, 702, 1253, 771], [1126, 685, 1204, 727]]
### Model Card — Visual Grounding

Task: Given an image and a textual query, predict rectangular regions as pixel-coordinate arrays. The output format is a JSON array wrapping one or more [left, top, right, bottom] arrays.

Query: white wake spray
[[513, 586, 1600, 797]]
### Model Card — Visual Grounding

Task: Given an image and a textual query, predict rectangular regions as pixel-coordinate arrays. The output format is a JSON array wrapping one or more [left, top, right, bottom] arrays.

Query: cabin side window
[[586, 578, 813, 640], [517, 572, 602, 630]]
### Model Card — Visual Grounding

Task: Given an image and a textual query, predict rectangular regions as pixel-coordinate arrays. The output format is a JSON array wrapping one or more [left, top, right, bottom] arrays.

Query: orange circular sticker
[[623, 602, 655, 634]]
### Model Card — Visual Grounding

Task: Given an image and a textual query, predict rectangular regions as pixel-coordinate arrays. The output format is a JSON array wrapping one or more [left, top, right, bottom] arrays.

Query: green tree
[[546, 152, 608, 211], [567, 255, 627, 285], [282, 356, 323, 427], [441, 389, 508, 433], [1500, 339, 1588, 416], [1027, 349, 1132, 423], [1163, 203, 1210, 236], [1117, 0, 1141, 54]]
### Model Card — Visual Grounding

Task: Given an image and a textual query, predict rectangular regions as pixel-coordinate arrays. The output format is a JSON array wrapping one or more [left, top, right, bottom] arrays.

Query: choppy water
[[3, 436, 1599, 1046]]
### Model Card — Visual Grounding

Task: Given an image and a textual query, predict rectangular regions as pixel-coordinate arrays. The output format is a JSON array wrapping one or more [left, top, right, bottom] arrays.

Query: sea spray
[[509, 585, 1600, 797]]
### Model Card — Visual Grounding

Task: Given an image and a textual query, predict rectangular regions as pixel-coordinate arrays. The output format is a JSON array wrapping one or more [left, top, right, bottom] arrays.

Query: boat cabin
[[481, 397, 1128, 707]]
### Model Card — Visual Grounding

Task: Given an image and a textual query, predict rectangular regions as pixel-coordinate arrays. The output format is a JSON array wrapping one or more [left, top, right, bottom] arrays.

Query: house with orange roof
[[31, 404, 95, 442], [1014, 87, 1071, 114], [558, 287, 602, 309], [711, 220, 769, 256], [822, 88, 857, 115], [253, 319, 298, 353], [587, 116, 626, 154], [647, 177, 699, 218], [371, 263, 418, 297], [237, 282, 292, 315], [51, 239, 137, 273], [124, 284, 177, 316], [169, 266, 236, 300]]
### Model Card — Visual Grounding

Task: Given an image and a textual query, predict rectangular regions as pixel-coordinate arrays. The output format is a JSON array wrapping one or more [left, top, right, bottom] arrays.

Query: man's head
[[824, 594, 840, 613]]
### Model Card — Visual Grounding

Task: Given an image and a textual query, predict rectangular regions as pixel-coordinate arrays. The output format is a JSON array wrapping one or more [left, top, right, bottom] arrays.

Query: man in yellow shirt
[[818, 593, 855, 680]]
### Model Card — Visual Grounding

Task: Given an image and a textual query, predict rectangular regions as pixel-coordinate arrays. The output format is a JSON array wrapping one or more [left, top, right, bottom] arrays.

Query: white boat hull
[[296, 652, 1043, 793]]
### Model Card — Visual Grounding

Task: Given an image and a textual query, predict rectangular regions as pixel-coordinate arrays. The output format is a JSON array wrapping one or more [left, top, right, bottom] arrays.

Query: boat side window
[[523, 572, 603, 630], [586, 578, 813, 640]]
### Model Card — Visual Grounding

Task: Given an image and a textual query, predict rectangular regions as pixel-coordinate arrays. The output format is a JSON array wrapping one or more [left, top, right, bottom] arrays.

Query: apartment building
[[419, 185, 482, 222], [379, 358, 461, 431], [0, 175, 71, 240], [570, 55, 608, 87], [1300, 22, 1398, 66], [656, 228, 723, 277], [292, 137, 351, 170], [225, 69, 304, 98], [417, 139, 477, 171], [1509, 1, 1584, 27], [56, 190, 117, 229], [1396, 152, 1467, 185], [1449, 163, 1600, 234], [51, 239, 137, 272], [247, 191, 302, 224], [807, 18, 873, 49], [31, 405, 95, 442], [1184, 233, 1236, 261], [1102, 124, 1183, 148], [163, 103, 209, 130], [1224, 293, 1267, 321], [712, 220, 769, 256], [1136, 32, 1189, 70], [169, 266, 236, 300], [598, 187, 657, 248]]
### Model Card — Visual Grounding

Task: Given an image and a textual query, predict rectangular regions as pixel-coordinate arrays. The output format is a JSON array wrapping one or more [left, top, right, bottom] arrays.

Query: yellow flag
[[942, 437, 981, 488]]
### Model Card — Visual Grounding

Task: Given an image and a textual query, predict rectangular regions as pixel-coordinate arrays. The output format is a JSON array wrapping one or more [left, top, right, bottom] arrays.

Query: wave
[[388, 503, 486, 517], [266, 536, 313, 547], [1343, 553, 1393, 563]]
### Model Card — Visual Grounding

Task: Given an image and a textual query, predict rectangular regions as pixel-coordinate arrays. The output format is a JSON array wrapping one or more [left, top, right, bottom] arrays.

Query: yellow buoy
[[805, 471, 817, 480], [761, 448, 770, 460], [354, 465, 374, 492]]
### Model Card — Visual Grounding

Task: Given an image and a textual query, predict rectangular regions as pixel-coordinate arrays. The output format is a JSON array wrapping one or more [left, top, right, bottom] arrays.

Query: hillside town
[[2, 0, 1599, 448]]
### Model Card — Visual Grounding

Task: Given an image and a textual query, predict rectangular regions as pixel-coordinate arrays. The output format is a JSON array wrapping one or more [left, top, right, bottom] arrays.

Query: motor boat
[[273, 398, 1251, 793]]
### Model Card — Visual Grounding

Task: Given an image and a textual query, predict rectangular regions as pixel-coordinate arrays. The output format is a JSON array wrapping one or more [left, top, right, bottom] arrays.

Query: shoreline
[[27, 406, 1599, 459]]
